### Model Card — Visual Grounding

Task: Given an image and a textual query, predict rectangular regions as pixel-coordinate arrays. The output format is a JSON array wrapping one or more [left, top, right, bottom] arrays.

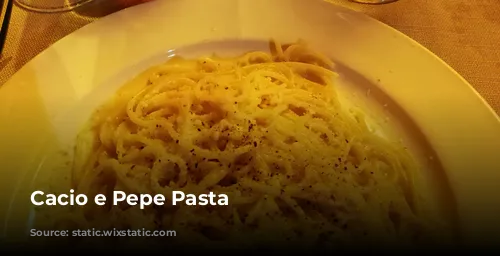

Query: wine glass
[[14, 0, 95, 13], [349, 0, 398, 4]]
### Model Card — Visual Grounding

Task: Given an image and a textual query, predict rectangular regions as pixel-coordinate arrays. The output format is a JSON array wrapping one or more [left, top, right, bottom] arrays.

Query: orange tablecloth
[[1, 0, 499, 114]]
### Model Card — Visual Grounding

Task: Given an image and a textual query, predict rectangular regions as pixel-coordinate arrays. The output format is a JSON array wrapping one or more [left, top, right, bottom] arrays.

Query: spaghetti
[[38, 40, 452, 249]]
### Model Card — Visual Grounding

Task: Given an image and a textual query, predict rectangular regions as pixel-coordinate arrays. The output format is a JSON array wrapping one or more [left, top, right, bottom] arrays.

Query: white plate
[[0, 0, 499, 248]]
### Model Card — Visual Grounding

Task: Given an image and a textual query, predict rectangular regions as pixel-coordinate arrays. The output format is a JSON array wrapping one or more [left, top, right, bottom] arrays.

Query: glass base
[[349, 0, 399, 4], [15, 0, 94, 13]]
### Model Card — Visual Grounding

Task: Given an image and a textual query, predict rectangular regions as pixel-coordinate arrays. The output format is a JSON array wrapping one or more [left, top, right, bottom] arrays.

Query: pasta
[[36, 40, 452, 249]]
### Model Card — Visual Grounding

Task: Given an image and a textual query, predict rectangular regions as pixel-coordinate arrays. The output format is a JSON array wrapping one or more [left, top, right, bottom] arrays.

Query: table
[[1, 0, 499, 114]]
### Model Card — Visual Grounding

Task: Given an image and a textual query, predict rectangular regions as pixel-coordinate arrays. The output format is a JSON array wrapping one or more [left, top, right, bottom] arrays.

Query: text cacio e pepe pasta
[[30, 190, 229, 209]]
